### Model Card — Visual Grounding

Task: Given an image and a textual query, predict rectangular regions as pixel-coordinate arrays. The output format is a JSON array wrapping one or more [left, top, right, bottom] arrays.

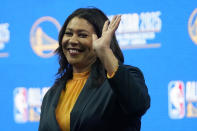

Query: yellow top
[[55, 66, 118, 131], [55, 71, 90, 131]]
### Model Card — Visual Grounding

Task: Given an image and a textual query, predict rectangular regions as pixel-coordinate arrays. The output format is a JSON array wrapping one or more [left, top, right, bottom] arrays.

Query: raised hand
[[92, 15, 121, 75], [92, 15, 121, 53]]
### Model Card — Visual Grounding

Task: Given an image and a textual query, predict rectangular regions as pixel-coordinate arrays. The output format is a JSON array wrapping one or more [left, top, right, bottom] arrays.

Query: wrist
[[95, 47, 119, 75]]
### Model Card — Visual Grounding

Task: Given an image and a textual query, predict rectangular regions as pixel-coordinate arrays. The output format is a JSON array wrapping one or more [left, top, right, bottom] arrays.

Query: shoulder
[[44, 81, 59, 99], [41, 84, 56, 108], [118, 64, 145, 78], [41, 79, 65, 108]]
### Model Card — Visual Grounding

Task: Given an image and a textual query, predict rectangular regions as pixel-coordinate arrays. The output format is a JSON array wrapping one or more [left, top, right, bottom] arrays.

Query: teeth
[[69, 49, 79, 53]]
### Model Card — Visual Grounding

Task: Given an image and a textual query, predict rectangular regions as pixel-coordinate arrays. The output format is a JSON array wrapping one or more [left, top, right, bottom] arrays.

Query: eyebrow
[[66, 28, 89, 33]]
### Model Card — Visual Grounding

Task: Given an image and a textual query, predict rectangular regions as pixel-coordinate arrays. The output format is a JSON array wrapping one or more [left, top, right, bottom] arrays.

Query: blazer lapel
[[48, 79, 66, 131], [70, 67, 100, 131]]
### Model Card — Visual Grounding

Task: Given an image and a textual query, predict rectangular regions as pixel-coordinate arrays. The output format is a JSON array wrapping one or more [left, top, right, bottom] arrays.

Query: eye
[[78, 33, 88, 38], [64, 31, 72, 36]]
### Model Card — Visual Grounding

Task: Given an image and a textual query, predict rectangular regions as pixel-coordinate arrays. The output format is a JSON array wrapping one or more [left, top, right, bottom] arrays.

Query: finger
[[112, 15, 121, 31], [92, 34, 98, 41], [109, 15, 120, 30], [102, 20, 109, 33], [110, 15, 118, 26], [107, 15, 121, 33]]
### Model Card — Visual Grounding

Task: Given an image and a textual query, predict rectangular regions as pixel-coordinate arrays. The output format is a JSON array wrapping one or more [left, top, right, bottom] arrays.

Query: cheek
[[61, 36, 69, 47], [84, 39, 93, 49], [86, 47, 96, 58]]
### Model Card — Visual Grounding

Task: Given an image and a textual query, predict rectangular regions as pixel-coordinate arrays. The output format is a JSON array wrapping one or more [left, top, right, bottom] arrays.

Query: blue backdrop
[[0, 0, 197, 130]]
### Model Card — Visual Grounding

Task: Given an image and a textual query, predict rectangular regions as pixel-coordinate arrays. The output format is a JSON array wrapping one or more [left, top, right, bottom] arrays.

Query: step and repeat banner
[[0, 0, 197, 131]]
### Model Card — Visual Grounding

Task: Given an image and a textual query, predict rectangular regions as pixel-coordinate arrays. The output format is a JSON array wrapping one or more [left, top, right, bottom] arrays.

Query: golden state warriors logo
[[30, 16, 61, 58], [188, 8, 197, 45]]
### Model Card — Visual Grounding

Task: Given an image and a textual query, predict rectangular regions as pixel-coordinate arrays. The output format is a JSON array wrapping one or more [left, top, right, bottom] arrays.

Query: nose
[[69, 35, 79, 45]]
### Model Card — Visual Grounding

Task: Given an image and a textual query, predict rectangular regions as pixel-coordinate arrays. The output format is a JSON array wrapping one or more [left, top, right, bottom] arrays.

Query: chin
[[67, 60, 77, 65], [67, 59, 80, 66]]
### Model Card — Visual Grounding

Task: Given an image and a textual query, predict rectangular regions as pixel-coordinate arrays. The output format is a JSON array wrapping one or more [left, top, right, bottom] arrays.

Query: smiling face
[[62, 17, 97, 73]]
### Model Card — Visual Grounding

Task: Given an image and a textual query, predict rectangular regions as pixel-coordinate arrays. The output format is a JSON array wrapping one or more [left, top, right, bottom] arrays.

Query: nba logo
[[168, 81, 185, 119], [13, 87, 28, 123]]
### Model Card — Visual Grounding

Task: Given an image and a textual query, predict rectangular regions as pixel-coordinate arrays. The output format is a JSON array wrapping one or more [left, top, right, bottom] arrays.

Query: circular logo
[[30, 16, 61, 58], [188, 8, 197, 45]]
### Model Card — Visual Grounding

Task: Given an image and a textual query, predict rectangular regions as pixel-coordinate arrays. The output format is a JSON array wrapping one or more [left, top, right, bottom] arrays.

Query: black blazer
[[39, 64, 150, 131]]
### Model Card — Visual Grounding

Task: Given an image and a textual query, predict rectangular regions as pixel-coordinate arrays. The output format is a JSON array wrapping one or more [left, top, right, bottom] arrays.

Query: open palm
[[92, 15, 121, 53]]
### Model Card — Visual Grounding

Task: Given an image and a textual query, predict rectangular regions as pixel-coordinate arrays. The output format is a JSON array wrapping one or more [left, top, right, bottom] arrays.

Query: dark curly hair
[[55, 7, 124, 84]]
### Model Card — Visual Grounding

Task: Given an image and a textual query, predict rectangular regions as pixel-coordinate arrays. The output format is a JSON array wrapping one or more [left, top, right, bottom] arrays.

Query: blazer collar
[[70, 61, 105, 130]]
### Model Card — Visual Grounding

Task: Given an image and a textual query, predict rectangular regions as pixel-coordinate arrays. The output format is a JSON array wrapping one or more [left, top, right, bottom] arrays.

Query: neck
[[72, 57, 96, 73], [73, 65, 91, 73]]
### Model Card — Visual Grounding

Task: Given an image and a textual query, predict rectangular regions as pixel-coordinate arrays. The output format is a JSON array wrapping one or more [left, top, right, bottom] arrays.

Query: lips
[[62, 41, 86, 55]]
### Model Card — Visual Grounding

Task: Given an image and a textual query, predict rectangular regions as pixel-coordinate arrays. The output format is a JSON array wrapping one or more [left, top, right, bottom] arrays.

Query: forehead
[[66, 17, 95, 32]]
